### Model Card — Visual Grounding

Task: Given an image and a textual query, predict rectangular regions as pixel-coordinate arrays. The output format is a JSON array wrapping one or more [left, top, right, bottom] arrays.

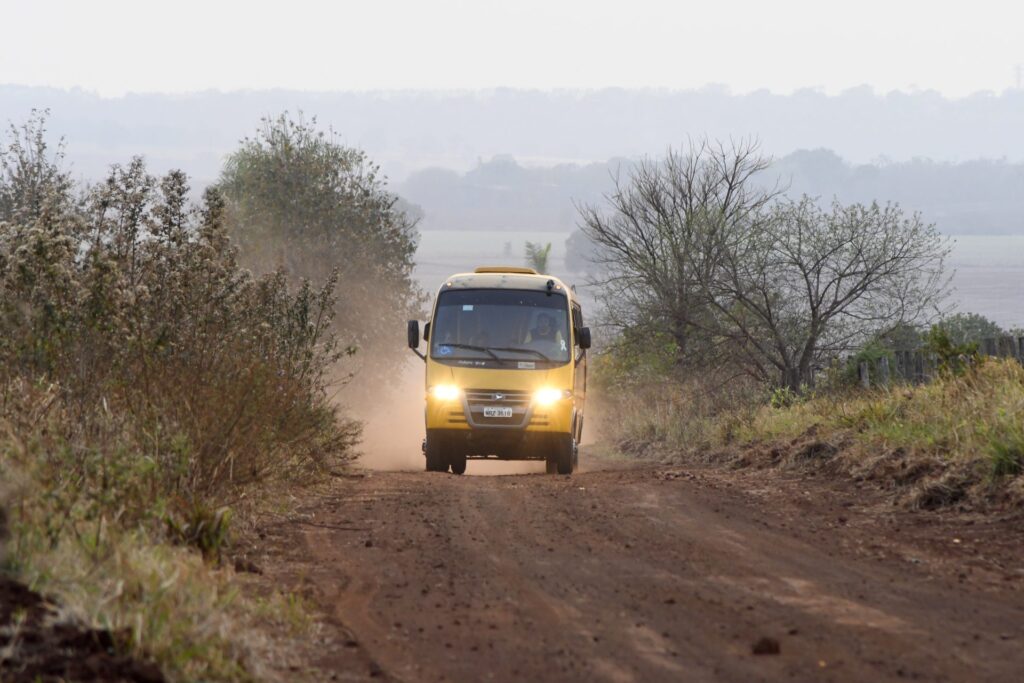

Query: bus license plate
[[483, 407, 513, 418]]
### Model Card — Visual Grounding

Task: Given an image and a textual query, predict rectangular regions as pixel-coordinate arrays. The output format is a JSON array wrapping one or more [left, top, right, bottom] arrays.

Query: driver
[[464, 311, 489, 347]]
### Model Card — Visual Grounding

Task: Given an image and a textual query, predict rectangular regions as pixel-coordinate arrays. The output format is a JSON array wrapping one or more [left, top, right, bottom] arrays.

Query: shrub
[[0, 153, 359, 500], [0, 112, 359, 679], [218, 113, 423, 387], [924, 324, 980, 376]]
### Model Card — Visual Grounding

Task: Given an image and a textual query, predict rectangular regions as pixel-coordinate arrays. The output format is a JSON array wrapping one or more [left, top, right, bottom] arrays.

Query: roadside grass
[[606, 359, 1024, 508], [0, 390, 325, 682]]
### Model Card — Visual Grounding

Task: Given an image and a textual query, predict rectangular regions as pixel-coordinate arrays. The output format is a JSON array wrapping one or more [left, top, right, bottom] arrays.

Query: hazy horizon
[[6, 84, 1024, 182]]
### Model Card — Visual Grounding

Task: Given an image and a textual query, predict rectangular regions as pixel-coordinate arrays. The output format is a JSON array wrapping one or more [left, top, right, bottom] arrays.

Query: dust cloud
[[352, 359, 545, 475], [350, 358, 425, 471]]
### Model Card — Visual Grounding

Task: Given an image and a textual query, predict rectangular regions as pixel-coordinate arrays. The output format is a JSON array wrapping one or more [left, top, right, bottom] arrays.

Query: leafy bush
[[218, 113, 422, 386], [990, 430, 1024, 478], [1, 141, 358, 500], [842, 339, 896, 386], [768, 385, 801, 409], [936, 312, 1005, 346], [0, 112, 359, 678], [924, 324, 980, 376]]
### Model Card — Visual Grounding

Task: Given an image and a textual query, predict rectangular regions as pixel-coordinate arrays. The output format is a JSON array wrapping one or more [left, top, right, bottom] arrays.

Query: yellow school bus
[[407, 266, 591, 475]]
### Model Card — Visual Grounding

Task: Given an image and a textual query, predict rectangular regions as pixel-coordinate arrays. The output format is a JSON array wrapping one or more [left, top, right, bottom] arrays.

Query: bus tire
[[425, 433, 449, 472], [555, 434, 575, 475], [450, 453, 467, 475]]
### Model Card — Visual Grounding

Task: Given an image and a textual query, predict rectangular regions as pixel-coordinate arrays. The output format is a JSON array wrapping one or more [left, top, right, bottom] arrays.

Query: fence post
[[1018, 336, 1024, 363], [914, 351, 925, 382], [878, 355, 890, 387], [983, 337, 998, 357], [999, 336, 1016, 358], [859, 361, 870, 389]]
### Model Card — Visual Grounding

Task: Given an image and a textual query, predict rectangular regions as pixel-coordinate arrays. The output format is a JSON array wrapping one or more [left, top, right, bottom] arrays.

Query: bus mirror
[[407, 320, 420, 349], [423, 321, 431, 341], [578, 326, 592, 350]]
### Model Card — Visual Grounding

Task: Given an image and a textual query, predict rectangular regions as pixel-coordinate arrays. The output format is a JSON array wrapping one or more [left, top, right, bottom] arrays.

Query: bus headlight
[[430, 384, 461, 401], [533, 388, 572, 406]]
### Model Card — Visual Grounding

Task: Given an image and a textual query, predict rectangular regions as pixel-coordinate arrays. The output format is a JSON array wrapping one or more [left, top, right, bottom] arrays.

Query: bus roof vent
[[473, 266, 538, 275]]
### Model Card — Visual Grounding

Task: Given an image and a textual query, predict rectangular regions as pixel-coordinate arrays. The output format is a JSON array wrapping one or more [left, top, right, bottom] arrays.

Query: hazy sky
[[2, 0, 1022, 97]]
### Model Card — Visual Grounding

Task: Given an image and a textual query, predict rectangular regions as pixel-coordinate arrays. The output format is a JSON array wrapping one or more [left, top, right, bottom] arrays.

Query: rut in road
[[261, 460, 1024, 682]]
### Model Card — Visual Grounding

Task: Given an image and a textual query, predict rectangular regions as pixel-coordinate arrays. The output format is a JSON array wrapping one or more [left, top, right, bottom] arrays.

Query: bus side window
[[572, 303, 584, 356], [572, 304, 583, 335]]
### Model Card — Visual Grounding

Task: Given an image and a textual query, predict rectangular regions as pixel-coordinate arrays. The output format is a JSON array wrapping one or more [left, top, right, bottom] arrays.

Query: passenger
[[525, 313, 565, 351]]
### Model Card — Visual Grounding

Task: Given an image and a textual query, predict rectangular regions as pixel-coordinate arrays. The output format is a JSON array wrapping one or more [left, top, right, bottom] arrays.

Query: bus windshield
[[431, 289, 571, 365]]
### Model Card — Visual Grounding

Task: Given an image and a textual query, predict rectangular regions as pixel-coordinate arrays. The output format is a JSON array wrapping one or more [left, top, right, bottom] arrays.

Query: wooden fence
[[857, 336, 1024, 388]]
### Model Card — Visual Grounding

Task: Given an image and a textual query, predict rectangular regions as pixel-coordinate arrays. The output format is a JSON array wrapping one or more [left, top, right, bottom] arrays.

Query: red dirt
[[249, 454, 1024, 682]]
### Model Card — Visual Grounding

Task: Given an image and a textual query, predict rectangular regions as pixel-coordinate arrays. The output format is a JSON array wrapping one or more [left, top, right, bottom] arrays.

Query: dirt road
[[253, 455, 1024, 682]]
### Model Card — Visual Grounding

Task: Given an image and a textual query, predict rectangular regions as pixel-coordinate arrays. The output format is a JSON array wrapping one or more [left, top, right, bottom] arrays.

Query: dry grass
[[0, 385, 321, 682], [600, 374, 760, 462], [738, 359, 1024, 472], [610, 360, 1024, 508]]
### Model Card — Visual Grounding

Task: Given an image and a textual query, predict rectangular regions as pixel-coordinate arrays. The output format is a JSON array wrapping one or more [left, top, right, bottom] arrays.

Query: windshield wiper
[[435, 343, 501, 361], [487, 346, 553, 362]]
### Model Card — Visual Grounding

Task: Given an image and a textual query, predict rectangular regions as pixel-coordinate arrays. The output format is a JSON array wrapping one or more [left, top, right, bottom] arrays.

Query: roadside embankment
[[611, 359, 1024, 513]]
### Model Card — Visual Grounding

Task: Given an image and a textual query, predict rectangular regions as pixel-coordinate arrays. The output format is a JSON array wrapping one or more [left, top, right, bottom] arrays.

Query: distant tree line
[[7, 85, 1024, 185], [399, 150, 1024, 237]]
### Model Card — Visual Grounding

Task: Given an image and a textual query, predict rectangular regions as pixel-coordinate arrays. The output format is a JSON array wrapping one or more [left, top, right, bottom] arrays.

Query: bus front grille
[[463, 389, 531, 405], [464, 389, 532, 427]]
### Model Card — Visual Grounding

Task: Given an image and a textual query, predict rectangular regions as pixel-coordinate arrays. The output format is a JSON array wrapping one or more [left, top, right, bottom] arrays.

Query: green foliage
[[937, 312, 1004, 345], [843, 339, 897, 386], [589, 327, 681, 389], [524, 241, 552, 273], [769, 385, 800, 409], [218, 113, 423, 383], [166, 502, 232, 563], [989, 429, 1024, 478], [924, 325, 980, 375]]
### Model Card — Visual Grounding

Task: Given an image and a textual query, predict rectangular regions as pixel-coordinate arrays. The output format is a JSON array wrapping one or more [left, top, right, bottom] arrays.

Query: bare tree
[[580, 139, 950, 390], [578, 139, 778, 367], [701, 197, 950, 389]]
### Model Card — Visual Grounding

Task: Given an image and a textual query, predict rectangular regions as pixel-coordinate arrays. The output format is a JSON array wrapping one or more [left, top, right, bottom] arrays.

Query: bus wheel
[[450, 453, 467, 475], [425, 433, 449, 472], [545, 457, 558, 474], [554, 434, 575, 475]]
